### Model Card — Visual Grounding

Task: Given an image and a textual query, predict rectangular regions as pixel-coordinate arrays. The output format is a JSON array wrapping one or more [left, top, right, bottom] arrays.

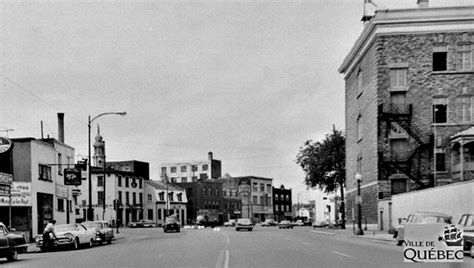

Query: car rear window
[[237, 219, 251, 224]]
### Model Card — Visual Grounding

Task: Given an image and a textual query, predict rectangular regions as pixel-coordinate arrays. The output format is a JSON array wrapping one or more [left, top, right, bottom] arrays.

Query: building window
[[69, 200, 73, 212], [390, 68, 407, 90], [161, 167, 166, 174], [259, 183, 264, 192], [203, 187, 207, 195], [356, 115, 363, 141], [118, 176, 122, 187], [125, 192, 130, 205], [199, 174, 207, 180], [181, 166, 187, 172], [158, 209, 162, 220], [132, 192, 136, 205], [98, 191, 104, 206], [159, 192, 164, 201], [147, 194, 152, 201], [192, 165, 198, 172], [266, 184, 271, 193], [357, 69, 363, 97], [260, 196, 264, 205], [215, 188, 219, 196], [97, 176, 104, 187], [436, 152, 446, 172], [168, 193, 174, 202], [139, 193, 143, 205], [125, 177, 129, 188], [457, 97, 472, 123], [286, 195, 289, 201], [253, 183, 258, 192], [202, 164, 209, 171], [181, 177, 187, 183], [58, 153, 62, 175], [433, 47, 447, 71], [118, 191, 122, 202], [170, 166, 177, 173], [275, 205, 279, 212], [171, 177, 177, 183], [192, 176, 197, 182], [139, 178, 142, 189], [458, 44, 473, 71], [209, 187, 212, 196], [275, 195, 279, 201], [38, 164, 52, 181], [267, 197, 272, 206], [391, 179, 407, 195], [253, 195, 258, 204], [433, 104, 447, 123], [57, 198, 64, 212], [177, 193, 182, 202]]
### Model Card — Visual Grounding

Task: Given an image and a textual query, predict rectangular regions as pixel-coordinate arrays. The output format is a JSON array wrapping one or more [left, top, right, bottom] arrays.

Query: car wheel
[[7, 249, 18, 261], [72, 238, 79, 250], [107, 238, 112, 244], [469, 243, 474, 258]]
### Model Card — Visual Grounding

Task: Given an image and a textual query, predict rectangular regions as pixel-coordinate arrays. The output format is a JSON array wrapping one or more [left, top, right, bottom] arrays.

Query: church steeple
[[93, 124, 105, 168]]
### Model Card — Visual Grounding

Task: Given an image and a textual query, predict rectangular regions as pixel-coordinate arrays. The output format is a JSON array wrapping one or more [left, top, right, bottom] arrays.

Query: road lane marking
[[226, 234, 230, 244], [224, 250, 229, 268], [332, 251, 353, 258], [215, 250, 224, 268]]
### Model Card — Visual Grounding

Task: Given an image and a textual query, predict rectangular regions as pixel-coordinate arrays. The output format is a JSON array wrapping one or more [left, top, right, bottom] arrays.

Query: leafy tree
[[296, 126, 346, 229]]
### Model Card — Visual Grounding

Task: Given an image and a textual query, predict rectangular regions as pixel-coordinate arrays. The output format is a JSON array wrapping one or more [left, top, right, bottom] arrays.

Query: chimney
[[208, 151, 213, 161], [58, 113, 65, 143], [417, 0, 429, 8]]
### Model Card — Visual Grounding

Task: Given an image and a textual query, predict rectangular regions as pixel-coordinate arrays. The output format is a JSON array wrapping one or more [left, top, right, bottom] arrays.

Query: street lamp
[[88, 112, 126, 221], [355, 173, 364, 235]]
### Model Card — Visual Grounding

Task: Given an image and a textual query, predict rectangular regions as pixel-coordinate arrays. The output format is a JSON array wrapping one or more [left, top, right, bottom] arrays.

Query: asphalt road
[[2, 226, 472, 268]]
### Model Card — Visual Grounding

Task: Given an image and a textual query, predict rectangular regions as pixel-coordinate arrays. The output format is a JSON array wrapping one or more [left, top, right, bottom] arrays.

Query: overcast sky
[[1, 0, 473, 203]]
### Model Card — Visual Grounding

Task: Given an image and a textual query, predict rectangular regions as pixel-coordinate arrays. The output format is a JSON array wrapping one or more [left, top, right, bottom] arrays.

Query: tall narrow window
[[433, 104, 447, 123], [356, 115, 363, 141], [436, 153, 446, 172], [433, 46, 448, 71], [390, 92, 407, 114], [58, 153, 62, 175], [458, 44, 473, 71], [357, 69, 363, 97]]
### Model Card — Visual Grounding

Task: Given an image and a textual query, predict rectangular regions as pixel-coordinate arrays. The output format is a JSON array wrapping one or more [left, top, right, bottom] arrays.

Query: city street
[[3, 226, 473, 268]]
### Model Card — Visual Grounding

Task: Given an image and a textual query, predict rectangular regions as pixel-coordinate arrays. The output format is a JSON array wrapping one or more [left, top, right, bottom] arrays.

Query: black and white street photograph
[[0, 0, 473, 267]]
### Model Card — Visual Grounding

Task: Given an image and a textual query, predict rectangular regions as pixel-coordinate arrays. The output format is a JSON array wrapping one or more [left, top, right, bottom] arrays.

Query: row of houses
[[0, 115, 293, 241]]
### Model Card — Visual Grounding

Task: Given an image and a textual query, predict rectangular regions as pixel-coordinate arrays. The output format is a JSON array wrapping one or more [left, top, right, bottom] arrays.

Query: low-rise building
[[272, 185, 292, 222], [160, 152, 222, 183], [144, 180, 187, 226]]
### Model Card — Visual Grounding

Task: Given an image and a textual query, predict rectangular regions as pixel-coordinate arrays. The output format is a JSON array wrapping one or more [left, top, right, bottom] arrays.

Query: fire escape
[[378, 103, 430, 188]]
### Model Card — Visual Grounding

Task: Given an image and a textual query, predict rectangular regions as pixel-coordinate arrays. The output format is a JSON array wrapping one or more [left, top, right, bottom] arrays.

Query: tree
[[296, 126, 346, 229]]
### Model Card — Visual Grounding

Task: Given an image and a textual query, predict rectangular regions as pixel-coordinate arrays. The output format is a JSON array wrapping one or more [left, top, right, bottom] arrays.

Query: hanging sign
[[0, 137, 12, 154]]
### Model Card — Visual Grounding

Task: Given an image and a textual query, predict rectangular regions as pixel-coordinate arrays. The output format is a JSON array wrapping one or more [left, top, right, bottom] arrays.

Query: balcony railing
[[379, 103, 412, 116]]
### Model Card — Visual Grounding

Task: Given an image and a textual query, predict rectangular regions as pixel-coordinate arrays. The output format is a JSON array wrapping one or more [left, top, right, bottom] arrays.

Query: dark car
[[236, 218, 253, 231], [163, 218, 180, 233], [82, 221, 114, 245], [458, 213, 474, 258], [279, 220, 294, 229], [0, 222, 28, 262]]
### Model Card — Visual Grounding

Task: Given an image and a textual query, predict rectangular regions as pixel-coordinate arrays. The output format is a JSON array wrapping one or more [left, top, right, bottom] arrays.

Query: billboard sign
[[0, 182, 31, 206], [64, 168, 82, 186]]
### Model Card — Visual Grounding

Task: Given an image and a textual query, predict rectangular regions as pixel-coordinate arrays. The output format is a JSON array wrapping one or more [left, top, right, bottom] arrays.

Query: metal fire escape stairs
[[378, 103, 430, 188]]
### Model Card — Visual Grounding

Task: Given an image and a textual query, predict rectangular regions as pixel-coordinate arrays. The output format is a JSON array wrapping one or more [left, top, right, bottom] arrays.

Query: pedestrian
[[116, 218, 120, 234], [42, 219, 57, 252]]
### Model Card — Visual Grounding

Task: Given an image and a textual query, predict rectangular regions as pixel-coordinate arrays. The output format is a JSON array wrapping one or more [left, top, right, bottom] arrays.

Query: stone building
[[339, 2, 474, 228]]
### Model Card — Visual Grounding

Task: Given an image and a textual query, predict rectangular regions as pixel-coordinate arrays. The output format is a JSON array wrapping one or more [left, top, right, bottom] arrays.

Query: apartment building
[[160, 152, 221, 183]]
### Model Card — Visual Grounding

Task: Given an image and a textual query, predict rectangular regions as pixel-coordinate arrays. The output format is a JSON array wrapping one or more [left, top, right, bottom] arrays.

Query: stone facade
[[340, 6, 474, 227]]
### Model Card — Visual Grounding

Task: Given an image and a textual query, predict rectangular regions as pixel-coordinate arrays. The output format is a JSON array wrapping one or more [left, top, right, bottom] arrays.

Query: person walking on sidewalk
[[42, 219, 57, 252]]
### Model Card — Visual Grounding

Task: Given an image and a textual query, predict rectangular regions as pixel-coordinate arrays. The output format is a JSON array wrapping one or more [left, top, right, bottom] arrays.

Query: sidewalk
[[311, 226, 396, 245]]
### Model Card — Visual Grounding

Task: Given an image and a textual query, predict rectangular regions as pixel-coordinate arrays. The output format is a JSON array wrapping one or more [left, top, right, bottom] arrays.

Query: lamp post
[[88, 112, 126, 221], [355, 173, 364, 235]]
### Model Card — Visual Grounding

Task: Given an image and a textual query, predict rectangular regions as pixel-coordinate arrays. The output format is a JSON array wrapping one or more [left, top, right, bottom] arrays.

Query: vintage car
[[236, 218, 254, 232], [128, 219, 156, 228], [393, 211, 452, 246], [261, 219, 277, 227], [82, 221, 114, 245], [223, 219, 236, 227], [0, 222, 28, 262], [279, 220, 294, 229], [35, 223, 96, 251], [458, 213, 474, 258], [163, 217, 180, 233]]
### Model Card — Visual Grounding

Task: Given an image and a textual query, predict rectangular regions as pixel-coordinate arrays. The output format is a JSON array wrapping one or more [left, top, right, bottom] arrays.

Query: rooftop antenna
[[0, 127, 14, 137]]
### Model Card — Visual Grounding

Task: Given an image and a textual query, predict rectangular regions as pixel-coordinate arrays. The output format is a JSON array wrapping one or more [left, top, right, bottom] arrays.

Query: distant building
[[144, 180, 187, 226], [272, 185, 292, 221], [339, 2, 474, 227], [160, 152, 221, 183], [177, 179, 223, 225], [233, 176, 273, 222], [221, 177, 242, 222]]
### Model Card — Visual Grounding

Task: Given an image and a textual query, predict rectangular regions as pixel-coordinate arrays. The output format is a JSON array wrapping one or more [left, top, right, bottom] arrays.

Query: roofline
[[338, 5, 474, 78], [232, 176, 273, 181]]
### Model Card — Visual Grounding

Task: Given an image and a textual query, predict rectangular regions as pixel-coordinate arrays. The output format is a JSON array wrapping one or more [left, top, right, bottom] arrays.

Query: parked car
[[294, 220, 304, 226], [279, 220, 294, 229], [82, 221, 114, 245], [261, 219, 277, 227], [35, 223, 96, 251], [313, 220, 329, 229], [224, 219, 236, 227], [137, 219, 157, 228], [393, 211, 452, 246], [0, 222, 28, 262], [458, 213, 474, 258], [236, 218, 253, 231], [163, 217, 180, 233]]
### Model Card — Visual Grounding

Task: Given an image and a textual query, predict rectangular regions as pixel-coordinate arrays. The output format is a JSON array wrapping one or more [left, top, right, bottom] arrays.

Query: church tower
[[93, 124, 105, 168]]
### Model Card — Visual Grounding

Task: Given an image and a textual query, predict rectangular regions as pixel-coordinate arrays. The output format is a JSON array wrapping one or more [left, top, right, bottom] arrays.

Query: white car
[[393, 211, 452, 246], [35, 223, 97, 251]]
